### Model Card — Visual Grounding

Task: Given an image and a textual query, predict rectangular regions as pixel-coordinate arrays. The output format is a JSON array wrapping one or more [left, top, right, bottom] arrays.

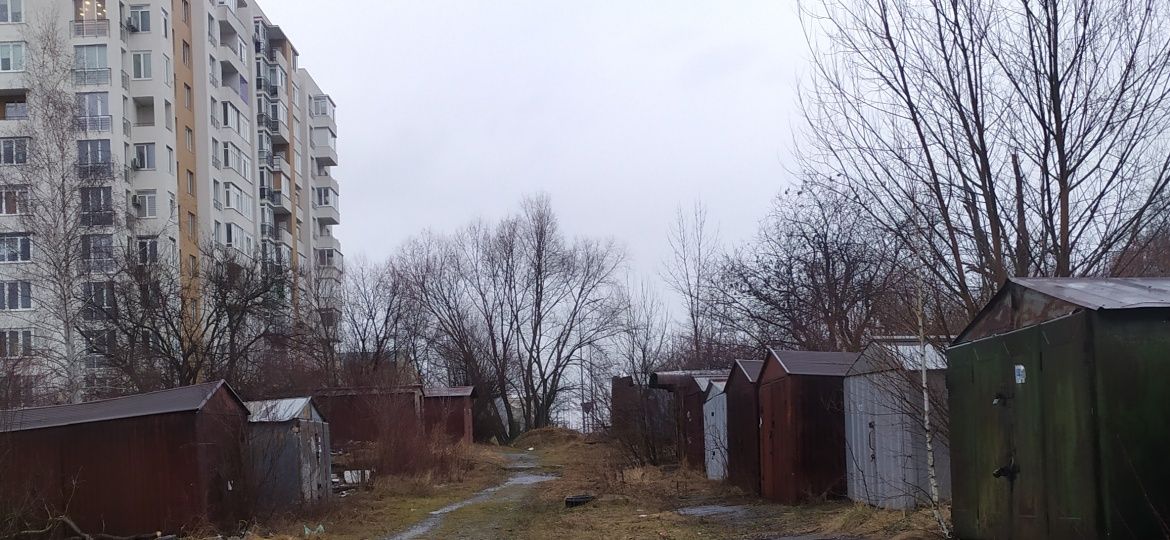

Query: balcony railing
[[213, 199, 223, 210], [72, 19, 110, 38], [272, 154, 289, 173], [257, 149, 274, 167], [73, 68, 111, 86], [122, 117, 131, 136], [80, 210, 115, 227], [4, 103, 27, 120], [121, 70, 130, 88], [75, 115, 113, 133], [261, 223, 287, 243], [77, 162, 114, 181], [210, 114, 221, 128], [212, 154, 223, 169], [80, 258, 115, 274], [210, 74, 220, 88]]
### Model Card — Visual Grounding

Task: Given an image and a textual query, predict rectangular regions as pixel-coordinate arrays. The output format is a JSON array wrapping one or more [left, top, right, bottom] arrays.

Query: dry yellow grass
[[254, 444, 508, 540]]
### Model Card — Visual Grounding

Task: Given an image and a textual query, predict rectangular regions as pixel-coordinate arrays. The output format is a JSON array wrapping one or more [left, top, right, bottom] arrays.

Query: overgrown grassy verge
[[255, 444, 509, 540], [426, 427, 949, 540]]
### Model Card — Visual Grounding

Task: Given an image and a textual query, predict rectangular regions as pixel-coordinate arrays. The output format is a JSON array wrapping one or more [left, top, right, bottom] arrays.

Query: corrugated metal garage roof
[[734, 360, 764, 383], [767, 349, 858, 377], [424, 386, 476, 398], [1014, 277, 1170, 310], [245, 397, 319, 422], [0, 381, 242, 433]]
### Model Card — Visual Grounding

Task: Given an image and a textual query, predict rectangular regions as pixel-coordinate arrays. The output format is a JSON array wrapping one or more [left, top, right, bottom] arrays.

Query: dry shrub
[[511, 426, 582, 449]]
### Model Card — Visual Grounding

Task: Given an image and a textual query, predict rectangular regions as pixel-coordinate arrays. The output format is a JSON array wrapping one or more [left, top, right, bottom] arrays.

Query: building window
[[182, 0, 190, 22], [82, 282, 115, 320], [82, 330, 115, 366], [183, 83, 192, 109], [0, 281, 30, 311], [187, 212, 196, 241], [314, 187, 334, 206], [128, 5, 151, 32], [136, 236, 158, 264], [74, 44, 107, 69], [131, 51, 151, 79], [0, 329, 32, 358], [0, 185, 26, 215], [167, 146, 174, 173], [77, 139, 111, 164], [133, 143, 155, 170], [0, 1, 23, 23], [0, 138, 27, 165], [185, 127, 193, 151], [0, 233, 30, 262], [81, 234, 113, 270], [186, 170, 195, 195], [182, 41, 191, 66], [134, 189, 157, 218], [80, 186, 113, 226], [0, 42, 23, 72], [163, 55, 172, 87], [161, 8, 169, 38]]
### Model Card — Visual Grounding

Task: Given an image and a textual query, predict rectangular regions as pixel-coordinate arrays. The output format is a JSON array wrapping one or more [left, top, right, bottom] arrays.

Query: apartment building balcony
[[261, 187, 292, 215], [218, 41, 246, 74], [272, 153, 291, 174], [215, 3, 249, 37], [80, 210, 115, 227], [314, 202, 339, 226], [72, 19, 110, 39], [315, 248, 344, 278], [256, 148, 275, 168], [76, 162, 114, 181], [311, 140, 338, 166], [261, 223, 289, 245], [256, 112, 290, 144], [75, 115, 113, 133], [309, 109, 337, 134], [315, 231, 341, 252], [73, 68, 111, 87]]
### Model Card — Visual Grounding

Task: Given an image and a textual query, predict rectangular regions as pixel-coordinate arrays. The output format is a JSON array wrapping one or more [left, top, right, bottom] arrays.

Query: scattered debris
[[564, 494, 596, 508]]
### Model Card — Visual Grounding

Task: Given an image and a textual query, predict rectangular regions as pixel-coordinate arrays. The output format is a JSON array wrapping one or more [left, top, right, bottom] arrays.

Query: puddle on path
[[385, 453, 555, 540], [676, 504, 749, 518]]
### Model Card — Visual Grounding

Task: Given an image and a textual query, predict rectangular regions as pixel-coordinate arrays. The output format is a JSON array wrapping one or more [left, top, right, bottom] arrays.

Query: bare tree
[[715, 188, 909, 351], [662, 202, 724, 367], [800, 0, 1170, 325], [86, 242, 292, 394], [509, 194, 625, 429], [608, 280, 675, 465], [0, 14, 126, 403]]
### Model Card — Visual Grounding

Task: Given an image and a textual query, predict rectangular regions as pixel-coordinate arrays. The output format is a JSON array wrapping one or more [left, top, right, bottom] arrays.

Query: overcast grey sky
[[265, 1, 806, 284]]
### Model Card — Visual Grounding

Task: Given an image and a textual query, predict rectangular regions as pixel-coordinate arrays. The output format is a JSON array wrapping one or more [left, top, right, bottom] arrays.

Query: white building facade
[[0, 0, 342, 404]]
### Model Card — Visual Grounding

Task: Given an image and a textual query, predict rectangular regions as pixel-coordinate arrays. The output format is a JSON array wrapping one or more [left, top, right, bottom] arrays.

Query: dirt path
[[383, 452, 555, 540]]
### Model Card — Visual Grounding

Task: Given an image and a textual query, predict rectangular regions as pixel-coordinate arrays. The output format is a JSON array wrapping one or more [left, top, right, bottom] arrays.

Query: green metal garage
[[948, 277, 1170, 539]]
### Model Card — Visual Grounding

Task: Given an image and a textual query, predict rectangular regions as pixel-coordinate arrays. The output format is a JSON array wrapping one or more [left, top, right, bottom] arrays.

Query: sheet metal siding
[[681, 381, 707, 470], [1093, 310, 1170, 538], [423, 395, 474, 444], [248, 419, 331, 513], [194, 389, 251, 530], [725, 368, 760, 494], [312, 392, 420, 446], [703, 392, 728, 480], [609, 376, 676, 463], [949, 312, 1101, 539], [758, 360, 846, 504], [0, 412, 203, 534], [845, 371, 952, 510]]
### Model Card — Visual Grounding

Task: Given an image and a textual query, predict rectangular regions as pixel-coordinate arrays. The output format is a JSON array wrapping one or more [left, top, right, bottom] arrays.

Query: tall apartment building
[[0, 0, 343, 403]]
